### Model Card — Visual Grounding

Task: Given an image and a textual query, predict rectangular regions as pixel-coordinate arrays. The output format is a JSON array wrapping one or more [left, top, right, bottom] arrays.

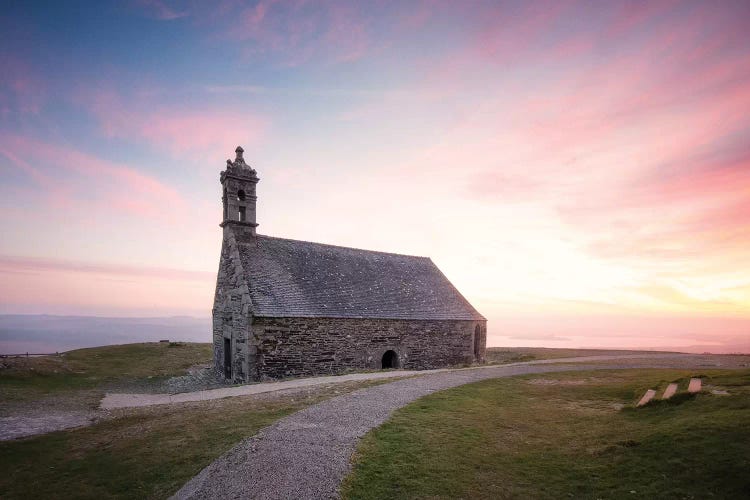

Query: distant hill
[[0, 315, 212, 354]]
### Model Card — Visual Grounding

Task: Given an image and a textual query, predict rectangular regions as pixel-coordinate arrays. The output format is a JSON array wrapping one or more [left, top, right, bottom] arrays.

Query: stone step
[[637, 389, 656, 407], [662, 383, 678, 399], [688, 378, 702, 393]]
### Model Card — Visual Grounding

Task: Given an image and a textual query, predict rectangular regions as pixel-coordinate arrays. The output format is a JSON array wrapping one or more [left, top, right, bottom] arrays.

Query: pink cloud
[[323, 3, 368, 63], [238, 0, 274, 32], [131, 0, 188, 20], [468, 171, 548, 202], [0, 54, 46, 116], [81, 88, 266, 160], [460, 8, 750, 188], [474, 1, 577, 61], [224, 0, 370, 65], [604, 0, 679, 40], [0, 255, 212, 282], [395, 0, 438, 31], [0, 134, 184, 219], [489, 313, 750, 353], [558, 143, 750, 256], [576, 161, 750, 275], [0, 254, 213, 317], [3, 0, 750, 328], [386, 4, 750, 306], [140, 111, 264, 157], [0, 145, 55, 188]]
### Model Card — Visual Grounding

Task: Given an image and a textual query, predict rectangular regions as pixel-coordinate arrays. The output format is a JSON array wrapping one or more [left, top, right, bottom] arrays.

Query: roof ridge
[[248, 233, 432, 260]]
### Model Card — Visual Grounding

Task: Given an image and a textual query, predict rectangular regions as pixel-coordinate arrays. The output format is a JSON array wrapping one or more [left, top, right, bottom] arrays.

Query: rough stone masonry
[[213, 147, 486, 382]]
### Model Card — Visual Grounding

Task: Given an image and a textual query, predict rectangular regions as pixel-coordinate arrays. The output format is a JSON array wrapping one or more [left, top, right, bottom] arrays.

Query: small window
[[239, 206, 246, 222], [237, 189, 246, 201]]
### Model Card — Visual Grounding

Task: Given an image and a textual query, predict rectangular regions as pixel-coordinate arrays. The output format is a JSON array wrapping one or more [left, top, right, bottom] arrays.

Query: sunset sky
[[1, 1, 749, 352]]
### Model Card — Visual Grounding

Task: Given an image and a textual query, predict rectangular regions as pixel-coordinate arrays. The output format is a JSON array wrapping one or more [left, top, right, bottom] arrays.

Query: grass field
[[0, 378, 389, 499], [3, 343, 733, 498], [484, 346, 670, 364], [342, 368, 750, 499], [1, 342, 405, 498], [1, 343, 658, 400], [0, 342, 212, 405], [1, 343, 650, 406]]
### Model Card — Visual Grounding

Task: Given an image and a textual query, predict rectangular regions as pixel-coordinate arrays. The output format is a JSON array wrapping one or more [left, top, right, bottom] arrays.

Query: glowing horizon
[[1, 1, 749, 353]]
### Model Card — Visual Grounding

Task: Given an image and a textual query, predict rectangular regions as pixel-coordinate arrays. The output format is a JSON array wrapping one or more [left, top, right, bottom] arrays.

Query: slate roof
[[235, 234, 485, 321]]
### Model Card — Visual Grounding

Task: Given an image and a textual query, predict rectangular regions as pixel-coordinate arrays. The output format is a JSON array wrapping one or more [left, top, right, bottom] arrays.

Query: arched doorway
[[382, 350, 398, 369], [474, 325, 481, 361]]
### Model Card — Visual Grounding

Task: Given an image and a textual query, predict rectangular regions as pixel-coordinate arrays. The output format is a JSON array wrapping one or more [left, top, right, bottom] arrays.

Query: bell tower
[[220, 146, 259, 236]]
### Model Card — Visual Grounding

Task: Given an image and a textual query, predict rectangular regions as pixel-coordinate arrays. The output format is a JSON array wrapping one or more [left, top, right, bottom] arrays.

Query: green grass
[[1, 342, 394, 499], [485, 346, 669, 364], [342, 368, 750, 499], [0, 379, 385, 499], [0, 343, 212, 401], [1, 344, 663, 399]]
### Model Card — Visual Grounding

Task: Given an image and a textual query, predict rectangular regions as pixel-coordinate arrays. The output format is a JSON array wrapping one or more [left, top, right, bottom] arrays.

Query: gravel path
[[3, 353, 743, 442], [0, 412, 95, 441], [102, 353, 693, 410], [172, 354, 747, 500], [101, 369, 426, 409]]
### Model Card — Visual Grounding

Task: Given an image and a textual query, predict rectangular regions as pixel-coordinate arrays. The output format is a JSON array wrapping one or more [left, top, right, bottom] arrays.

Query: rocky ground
[[0, 362, 228, 440], [102, 363, 231, 394]]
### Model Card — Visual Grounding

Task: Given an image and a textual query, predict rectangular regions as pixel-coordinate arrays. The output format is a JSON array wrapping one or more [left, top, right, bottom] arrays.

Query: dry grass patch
[[1, 379, 387, 499], [0, 343, 212, 408], [485, 347, 669, 365], [1, 343, 211, 380], [526, 378, 587, 385]]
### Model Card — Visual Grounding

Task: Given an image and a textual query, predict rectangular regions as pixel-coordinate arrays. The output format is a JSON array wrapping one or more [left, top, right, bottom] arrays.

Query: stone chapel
[[213, 147, 486, 382]]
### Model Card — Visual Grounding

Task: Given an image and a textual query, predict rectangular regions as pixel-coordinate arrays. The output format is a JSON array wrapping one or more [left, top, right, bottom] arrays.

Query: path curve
[[102, 353, 687, 409], [172, 354, 737, 500]]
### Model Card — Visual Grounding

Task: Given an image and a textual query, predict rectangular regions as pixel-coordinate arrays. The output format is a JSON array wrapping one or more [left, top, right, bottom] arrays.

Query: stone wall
[[245, 316, 487, 381], [212, 227, 253, 382], [214, 229, 488, 383]]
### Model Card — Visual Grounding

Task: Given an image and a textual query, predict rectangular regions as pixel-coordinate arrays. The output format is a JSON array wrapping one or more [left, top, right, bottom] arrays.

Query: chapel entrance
[[474, 325, 481, 361], [224, 337, 232, 379], [381, 350, 398, 369]]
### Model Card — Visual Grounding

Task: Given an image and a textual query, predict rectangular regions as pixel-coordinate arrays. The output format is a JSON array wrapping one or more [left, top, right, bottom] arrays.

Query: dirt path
[[2, 353, 744, 442], [101, 353, 692, 410], [100, 368, 426, 409], [172, 354, 747, 500], [0, 412, 96, 441]]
